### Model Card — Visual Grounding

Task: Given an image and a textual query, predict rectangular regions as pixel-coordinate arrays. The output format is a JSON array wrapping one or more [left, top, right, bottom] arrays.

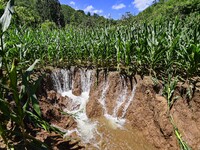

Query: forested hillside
[[15, 0, 64, 27], [138, 0, 200, 22], [61, 5, 111, 27], [0, 0, 199, 27], [0, 0, 110, 28], [120, 0, 200, 24]]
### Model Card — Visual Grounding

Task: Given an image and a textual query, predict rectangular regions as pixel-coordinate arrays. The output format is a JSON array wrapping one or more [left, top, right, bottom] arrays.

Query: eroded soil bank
[[38, 67, 200, 150]]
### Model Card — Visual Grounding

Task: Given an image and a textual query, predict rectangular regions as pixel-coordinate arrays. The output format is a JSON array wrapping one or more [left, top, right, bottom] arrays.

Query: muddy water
[[51, 69, 156, 150], [86, 117, 156, 150]]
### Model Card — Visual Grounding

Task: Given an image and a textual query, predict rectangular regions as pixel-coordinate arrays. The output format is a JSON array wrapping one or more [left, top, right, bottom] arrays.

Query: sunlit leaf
[[0, 0, 14, 32], [26, 59, 40, 72]]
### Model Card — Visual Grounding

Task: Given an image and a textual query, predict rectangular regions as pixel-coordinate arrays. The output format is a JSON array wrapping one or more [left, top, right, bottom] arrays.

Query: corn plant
[[162, 74, 178, 110], [0, 1, 62, 149], [4, 14, 200, 79], [170, 116, 191, 150], [162, 75, 191, 150]]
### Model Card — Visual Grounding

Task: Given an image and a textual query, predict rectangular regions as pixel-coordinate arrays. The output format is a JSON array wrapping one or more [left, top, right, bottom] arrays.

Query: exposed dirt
[[171, 92, 200, 150], [39, 68, 200, 149], [86, 70, 200, 150], [72, 68, 82, 96], [2, 67, 200, 150], [36, 89, 86, 150], [40, 90, 77, 130]]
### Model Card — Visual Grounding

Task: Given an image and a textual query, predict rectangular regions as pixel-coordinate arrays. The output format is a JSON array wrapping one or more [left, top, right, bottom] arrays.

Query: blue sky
[[59, 0, 154, 20]]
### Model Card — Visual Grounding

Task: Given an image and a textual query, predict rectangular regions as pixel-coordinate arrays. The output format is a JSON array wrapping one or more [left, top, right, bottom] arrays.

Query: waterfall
[[98, 79, 110, 114], [121, 85, 137, 118], [51, 68, 98, 144], [80, 69, 92, 92], [98, 76, 137, 129], [51, 69, 72, 93], [62, 69, 72, 92], [51, 68, 137, 147], [113, 78, 128, 117], [51, 70, 62, 93]]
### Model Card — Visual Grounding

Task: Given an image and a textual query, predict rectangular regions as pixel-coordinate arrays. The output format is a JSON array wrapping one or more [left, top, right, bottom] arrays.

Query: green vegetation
[[15, 0, 64, 27], [0, 0, 110, 28], [0, 0, 199, 149], [5, 16, 200, 80], [170, 116, 191, 150], [162, 75, 191, 150], [0, 1, 62, 149], [162, 75, 178, 110], [122, 0, 200, 24], [61, 5, 111, 27]]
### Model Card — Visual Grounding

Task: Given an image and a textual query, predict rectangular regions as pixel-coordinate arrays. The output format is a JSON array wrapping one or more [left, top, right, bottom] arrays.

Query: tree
[[35, 0, 65, 27], [152, 0, 160, 4], [93, 13, 99, 18], [121, 12, 133, 20], [87, 12, 91, 16]]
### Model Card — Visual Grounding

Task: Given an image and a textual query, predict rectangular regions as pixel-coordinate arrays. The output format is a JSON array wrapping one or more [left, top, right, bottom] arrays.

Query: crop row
[[5, 17, 200, 79]]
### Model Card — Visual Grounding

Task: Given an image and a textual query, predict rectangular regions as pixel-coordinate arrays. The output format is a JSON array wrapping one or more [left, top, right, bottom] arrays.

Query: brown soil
[[41, 68, 200, 149], [86, 70, 200, 150], [1, 67, 200, 150], [0, 88, 85, 150]]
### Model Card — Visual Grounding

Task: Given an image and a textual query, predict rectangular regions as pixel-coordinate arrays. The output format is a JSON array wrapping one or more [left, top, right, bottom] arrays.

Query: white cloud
[[84, 5, 94, 12], [132, 0, 154, 11], [93, 9, 103, 14], [69, 1, 75, 5], [84, 5, 103, 14], [112, 3, 126, 10]]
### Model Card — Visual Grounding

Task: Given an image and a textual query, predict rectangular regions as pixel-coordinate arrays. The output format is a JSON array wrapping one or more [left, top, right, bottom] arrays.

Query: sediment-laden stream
[[43, 67, 200, 150], [50, 68, 154, 149]]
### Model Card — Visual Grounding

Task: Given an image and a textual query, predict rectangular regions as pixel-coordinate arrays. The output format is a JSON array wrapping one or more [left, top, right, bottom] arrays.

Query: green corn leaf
[[22, 97, 30, 112], [9, 59, 19, 104], [10, 113, 18, 122], [31, 94, 41, 117], [9, 59, 17, 90], [0, 0, 14, 33], [26, 59, 40, 73], [22, 71, 42, 117], [0, 98, 10, 117], [0, 57, 2, 68]]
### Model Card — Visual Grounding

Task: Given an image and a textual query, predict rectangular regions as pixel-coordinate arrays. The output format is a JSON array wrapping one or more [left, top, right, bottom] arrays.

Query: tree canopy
[[0, 0, 199, 28]]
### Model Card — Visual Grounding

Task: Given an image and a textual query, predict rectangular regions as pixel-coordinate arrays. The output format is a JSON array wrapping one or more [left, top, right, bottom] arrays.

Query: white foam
[[51, 69, 137, 146], [62, 69, 72, 92], [98, 79, 109, 114], [51, 71, 62, 93], [98, 77, 137, 129], [113, 79, 128, 117], [52, 69, 98, 144], [121, 85, 137, 118]]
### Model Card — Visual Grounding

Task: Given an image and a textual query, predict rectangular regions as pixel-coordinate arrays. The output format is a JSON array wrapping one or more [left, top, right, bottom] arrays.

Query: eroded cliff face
[[40, 67, 200, 150], [86, 71, 177, 150]]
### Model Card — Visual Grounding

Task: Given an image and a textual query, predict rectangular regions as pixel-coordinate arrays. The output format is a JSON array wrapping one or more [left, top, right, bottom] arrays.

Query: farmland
[[6, 16, 200, 79], [0, 0, 200, 149]]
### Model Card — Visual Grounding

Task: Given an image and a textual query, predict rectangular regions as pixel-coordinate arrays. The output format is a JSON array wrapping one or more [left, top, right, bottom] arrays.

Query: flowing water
[[98, 77, 137, 129], [51, 68, 155, 149], [51, 69, 98, 144]]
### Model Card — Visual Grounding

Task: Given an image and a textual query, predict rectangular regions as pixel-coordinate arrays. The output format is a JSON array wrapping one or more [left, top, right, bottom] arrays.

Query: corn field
[[5, 17, 200, 79], [0, 0, 200, 148]]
